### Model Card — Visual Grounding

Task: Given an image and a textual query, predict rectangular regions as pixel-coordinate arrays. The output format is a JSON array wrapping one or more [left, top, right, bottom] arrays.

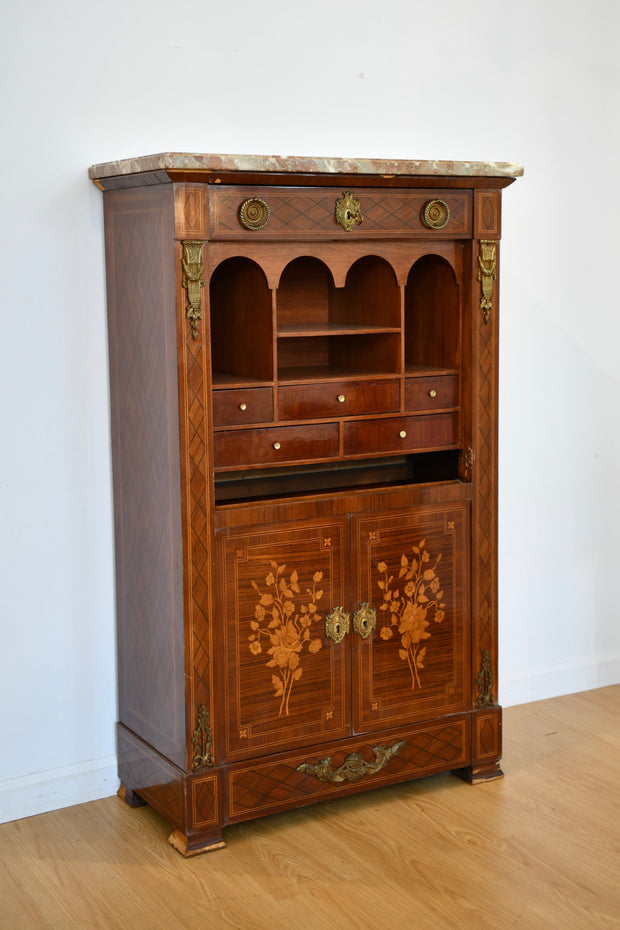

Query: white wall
[[2, 0, 619, 821]]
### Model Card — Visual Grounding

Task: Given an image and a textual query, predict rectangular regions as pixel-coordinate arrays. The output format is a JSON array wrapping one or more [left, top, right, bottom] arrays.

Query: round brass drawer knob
[[273, 442, 281, 450], [422, 199, 451, 230], [239, 197, 270, 230], [238, 402, 247, 411], [399, 430, 407, 439], [428, 389, 437, 398], [337, 394, 346, 403]]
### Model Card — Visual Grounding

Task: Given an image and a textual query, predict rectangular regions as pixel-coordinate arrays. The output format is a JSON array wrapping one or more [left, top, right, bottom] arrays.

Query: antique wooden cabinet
[[90, 153, 522, 855]]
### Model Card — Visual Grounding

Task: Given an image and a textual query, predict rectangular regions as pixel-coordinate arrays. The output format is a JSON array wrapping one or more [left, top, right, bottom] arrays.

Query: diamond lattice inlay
[[230, 725, 466, 816]]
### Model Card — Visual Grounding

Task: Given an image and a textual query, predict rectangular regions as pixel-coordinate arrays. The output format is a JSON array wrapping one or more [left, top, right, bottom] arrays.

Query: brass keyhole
[[335, 192, 363, 231], [353, 603, 377, 639], [325, 607, 350, 644]]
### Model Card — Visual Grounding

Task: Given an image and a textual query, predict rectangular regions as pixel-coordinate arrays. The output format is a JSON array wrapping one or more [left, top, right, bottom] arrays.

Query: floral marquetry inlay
[[377, 540, 446, 690], [249, 562, 324, 717]]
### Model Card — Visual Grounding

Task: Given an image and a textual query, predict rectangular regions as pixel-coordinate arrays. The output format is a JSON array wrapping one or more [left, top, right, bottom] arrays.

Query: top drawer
[[208, 187, 472, 240]]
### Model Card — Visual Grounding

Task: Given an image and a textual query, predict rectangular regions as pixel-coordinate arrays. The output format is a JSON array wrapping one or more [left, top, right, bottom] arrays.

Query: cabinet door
[[351, 501, 470, 733], [217, 517, 350, 760]]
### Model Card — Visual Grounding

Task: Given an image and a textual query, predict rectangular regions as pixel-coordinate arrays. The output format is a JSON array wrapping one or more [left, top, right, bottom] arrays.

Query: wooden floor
[[1, 686, 619, 930]]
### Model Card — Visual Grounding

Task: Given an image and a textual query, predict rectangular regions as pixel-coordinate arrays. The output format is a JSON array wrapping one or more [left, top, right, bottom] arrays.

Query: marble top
[[89, 152, 524, 181]]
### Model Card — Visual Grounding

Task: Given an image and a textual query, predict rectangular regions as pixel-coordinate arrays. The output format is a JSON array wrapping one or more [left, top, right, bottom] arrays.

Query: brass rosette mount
[[422, 199, 451, 230], [239, 197, 271, 230]]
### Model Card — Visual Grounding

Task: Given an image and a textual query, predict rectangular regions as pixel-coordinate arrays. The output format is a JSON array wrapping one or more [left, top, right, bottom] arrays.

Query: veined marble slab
[[89, 152, 524, 181]]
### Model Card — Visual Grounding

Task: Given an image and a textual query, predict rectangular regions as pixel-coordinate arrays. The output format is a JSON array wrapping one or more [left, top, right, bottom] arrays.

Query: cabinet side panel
[[104, 186, 186, 767]]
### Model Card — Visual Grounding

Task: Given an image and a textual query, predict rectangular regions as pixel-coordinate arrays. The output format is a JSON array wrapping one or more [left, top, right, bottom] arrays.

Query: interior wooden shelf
[[404, 364, 460, 376], [211, 372, 274, 388], [276, 366, 401, 383], [277, 323, 401, 337]]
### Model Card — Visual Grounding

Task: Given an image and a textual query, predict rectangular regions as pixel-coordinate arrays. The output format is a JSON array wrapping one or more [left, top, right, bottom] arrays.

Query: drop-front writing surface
[[91, 152, 521, 855]]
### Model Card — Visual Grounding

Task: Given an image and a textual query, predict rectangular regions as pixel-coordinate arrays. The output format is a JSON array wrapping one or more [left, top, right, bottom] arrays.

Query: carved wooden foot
[[117, 783, 147, 807], [168, 828, 226, 857], [452, 762, 504, 784]]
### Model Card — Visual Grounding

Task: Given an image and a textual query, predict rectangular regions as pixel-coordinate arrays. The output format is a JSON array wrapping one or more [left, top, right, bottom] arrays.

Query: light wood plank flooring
[[1, 686, 619, 929]]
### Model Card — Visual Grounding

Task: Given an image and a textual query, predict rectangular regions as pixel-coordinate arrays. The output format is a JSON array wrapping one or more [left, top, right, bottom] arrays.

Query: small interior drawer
[[212, 387, 274, 427], [213, 423, 339, 469], [278, 379, 400, 421], [405, 374, 459, 412], [343, 413, 459, 457]]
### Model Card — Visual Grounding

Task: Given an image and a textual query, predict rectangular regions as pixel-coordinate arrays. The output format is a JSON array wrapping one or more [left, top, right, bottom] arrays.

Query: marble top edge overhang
[[88, 152, 524, 181]]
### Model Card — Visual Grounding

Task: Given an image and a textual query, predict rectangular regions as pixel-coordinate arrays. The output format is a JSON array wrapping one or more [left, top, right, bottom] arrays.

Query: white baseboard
[[0, 756, 119, 825], [500, 651, 620, 707]]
